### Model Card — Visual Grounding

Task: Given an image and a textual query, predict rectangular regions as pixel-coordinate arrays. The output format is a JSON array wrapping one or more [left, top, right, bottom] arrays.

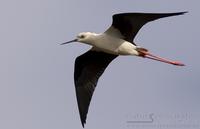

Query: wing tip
[[167, 11, 188, 17], [81, 121, 85, 128], [80, 115, 87, 128], [80, 113, 86, 127], [113, 11, 188, 16], [183, 11, 188, 14], [176, 11, 188, 15]]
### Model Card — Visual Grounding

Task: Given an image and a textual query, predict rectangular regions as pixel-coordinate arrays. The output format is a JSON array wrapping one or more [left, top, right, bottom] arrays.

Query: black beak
[[60, 39, 77, 45]]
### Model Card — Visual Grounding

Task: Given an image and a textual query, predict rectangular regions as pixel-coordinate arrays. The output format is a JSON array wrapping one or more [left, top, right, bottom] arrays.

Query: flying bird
[[61, 12, 186, 127]]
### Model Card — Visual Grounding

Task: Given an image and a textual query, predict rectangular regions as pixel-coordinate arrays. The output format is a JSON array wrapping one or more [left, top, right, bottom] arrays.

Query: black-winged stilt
[[61, 12, 187, 127]]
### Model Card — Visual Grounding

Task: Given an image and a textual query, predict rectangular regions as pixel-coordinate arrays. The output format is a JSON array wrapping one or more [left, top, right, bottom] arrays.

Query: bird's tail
[[136, 47, 149, 57]]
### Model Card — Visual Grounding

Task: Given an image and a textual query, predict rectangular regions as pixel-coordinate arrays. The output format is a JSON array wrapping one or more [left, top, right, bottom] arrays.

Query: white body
[[79, 32, 140, 56]]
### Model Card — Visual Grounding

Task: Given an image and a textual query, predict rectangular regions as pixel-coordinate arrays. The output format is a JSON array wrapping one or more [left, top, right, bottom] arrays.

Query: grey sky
[[0, 0, 199, 129]]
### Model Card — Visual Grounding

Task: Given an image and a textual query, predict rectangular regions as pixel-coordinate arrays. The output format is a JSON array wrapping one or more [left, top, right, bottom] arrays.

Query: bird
[[61, 12, 187, 127]]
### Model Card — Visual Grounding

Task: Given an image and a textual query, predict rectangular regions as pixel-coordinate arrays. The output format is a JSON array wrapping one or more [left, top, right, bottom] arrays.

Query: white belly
[[91, 34, 139, 56]]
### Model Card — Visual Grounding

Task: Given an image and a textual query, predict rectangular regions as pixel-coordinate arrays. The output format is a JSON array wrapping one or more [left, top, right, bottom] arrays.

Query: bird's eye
[[79, 35, 85, 39]]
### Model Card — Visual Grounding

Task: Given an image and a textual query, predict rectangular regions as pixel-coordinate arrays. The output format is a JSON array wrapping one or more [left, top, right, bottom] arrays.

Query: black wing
[[105, 12, 187, 44], [74, 50, 117, 127]]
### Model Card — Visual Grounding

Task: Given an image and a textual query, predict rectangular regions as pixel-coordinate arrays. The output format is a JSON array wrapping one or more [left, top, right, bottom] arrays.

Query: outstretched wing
[[105, 12, 187, 44], [74, 50, 117, 127]]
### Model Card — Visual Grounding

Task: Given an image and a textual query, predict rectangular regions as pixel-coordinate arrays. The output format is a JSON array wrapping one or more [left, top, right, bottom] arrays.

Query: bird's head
[[61, 32, 96, 45]]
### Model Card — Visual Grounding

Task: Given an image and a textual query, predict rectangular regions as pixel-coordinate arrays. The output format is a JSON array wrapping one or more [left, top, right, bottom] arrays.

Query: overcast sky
[[0, 0, 200, 129]]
